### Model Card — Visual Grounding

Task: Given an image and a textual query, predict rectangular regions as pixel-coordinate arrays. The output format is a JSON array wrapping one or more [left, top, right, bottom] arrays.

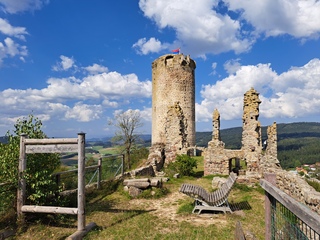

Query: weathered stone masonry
[[139, 55, 320, 213], [150, 54, 196, 164], [204, 88, 280, 180]]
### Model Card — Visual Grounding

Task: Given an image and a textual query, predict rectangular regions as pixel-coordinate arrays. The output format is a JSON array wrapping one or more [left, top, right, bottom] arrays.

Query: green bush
[[0, 115, 61, 212], [167, 154, 197, 177]]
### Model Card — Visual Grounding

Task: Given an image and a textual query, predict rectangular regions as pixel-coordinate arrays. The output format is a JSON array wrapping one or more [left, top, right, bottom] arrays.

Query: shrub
[[167, 154, 197, 177], [0, 115, 61, 211]]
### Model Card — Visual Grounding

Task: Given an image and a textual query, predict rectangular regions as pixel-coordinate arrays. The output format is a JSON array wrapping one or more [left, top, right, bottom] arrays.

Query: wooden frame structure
[[17, 133, 96, 239]]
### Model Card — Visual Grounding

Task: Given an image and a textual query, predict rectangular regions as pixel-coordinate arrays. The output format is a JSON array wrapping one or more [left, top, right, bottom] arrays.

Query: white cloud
[[138, 0, 254, 56], [65, 102, 102, 122], [138, 0, 320, 58], [52, 55, 76, 72], [84, 63, 108, 75], [139, 107, 152, 121], [82, 72, 152, 99], [111, 108, 151, 127], [223, 58, 241, 75], [197, 58, 320, 122], [0, 66, 152, 128], [0, 37, 28, 65], [225, 0, 320, 38], [132, 37, 165, 55], [210, 62, 218, 75], [0, 0, 49, 14], [0, 17, 28, 66], [0, 18, 28, 40]]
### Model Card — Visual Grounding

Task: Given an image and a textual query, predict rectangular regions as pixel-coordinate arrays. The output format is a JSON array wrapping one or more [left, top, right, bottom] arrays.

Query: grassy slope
[[8, 157, 265, 240]]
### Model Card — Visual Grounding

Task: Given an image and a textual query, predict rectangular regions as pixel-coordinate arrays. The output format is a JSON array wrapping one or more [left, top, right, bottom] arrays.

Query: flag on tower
[[171, 48, 180, 54]]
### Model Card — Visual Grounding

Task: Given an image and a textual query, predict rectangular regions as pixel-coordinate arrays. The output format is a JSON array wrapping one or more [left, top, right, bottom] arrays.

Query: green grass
[[2, 157, 266, 240], [99, 147, 120, 155], [306, 179, 320, 192]]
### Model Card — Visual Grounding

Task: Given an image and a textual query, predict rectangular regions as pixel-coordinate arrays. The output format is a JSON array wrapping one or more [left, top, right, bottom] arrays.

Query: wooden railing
[[52, 154, 124, 191], [260, 173, 320, 240]]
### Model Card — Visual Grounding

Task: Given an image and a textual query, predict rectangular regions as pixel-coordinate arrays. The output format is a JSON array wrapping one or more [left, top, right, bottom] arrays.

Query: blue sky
[[0, 0, 320, 138]]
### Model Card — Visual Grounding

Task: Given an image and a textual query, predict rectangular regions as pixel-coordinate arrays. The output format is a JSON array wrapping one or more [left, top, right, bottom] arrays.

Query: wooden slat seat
[[179, 172, 237, 214]]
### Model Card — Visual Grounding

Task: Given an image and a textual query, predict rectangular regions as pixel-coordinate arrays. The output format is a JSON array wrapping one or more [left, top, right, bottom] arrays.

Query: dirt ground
[[128, 191, 230, 227]]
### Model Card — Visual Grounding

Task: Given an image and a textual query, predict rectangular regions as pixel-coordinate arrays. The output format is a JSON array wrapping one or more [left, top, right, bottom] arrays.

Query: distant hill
[[1, 122, 319, 169], [0, 136, 8, 144]]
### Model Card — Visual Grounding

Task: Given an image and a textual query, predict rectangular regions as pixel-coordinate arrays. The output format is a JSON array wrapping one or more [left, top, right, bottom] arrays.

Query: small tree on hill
[[108, 110, 143, 170]]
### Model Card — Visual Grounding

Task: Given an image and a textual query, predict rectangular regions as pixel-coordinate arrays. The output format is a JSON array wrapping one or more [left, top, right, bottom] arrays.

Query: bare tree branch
[[109, 110, 143, 170]]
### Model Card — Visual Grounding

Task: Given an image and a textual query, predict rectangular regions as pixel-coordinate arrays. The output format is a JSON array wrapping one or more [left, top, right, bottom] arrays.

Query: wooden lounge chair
[[179, 172, 237, 214]]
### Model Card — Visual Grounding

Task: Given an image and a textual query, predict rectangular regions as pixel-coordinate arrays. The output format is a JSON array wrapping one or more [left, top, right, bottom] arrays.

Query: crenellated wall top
[[152, 54, 196, 70]]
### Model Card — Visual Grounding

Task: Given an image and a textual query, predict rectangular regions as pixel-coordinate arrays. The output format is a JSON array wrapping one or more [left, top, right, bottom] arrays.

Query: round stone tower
[[151, 54, 196, 155]]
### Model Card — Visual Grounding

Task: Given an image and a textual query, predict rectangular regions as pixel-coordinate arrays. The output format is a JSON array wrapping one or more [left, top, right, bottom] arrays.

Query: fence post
[[17, 134, 27, 225], [121, 154, 124, 176], [77, 132, 86, 231], [264, 172, 276, 240], [97, 158, 102, 189], [55, 174, 61, 186]]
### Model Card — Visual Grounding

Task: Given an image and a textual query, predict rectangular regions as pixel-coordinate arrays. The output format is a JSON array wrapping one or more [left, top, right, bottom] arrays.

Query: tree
[[109, 110, 143, 170], [0, 114, 60, 209]]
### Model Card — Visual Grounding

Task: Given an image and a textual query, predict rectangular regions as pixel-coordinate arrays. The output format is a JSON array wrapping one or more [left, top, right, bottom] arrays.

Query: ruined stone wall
[[151, 54, 196, 147], [260, 122, 281, 172], [273, 170, 320, 214], [204, 88, 279, 180], [241, 88, 262, 176], [204, 108, 246, 175]]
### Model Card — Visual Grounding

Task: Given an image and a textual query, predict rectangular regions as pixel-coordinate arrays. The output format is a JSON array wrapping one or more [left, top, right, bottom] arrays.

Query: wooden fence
[[52, 154, 124, 192], [18, 133, 96, 240], [261, 173, 320, 240]]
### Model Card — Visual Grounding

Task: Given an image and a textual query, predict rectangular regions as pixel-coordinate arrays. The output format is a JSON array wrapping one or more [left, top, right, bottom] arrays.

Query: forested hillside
[[196, 122, 320, 169], [1, 122, 319, 170]]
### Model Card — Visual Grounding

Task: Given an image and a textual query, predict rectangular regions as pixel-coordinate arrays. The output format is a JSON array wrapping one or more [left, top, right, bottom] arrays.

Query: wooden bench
[[179, 173, 237, 214]]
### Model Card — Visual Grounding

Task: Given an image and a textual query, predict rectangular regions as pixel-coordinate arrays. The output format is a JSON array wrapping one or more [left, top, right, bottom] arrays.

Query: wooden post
[[121, 154, 124, 176], [77, 132, 86, 231], [56, 174, 61, 186], [97, 158, 102, 189], [264, 172, 276, 240], [17, 134, 27, 225]]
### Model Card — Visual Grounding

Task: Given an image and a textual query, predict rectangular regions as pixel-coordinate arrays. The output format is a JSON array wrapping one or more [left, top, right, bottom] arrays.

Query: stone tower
[[151, 54, 196, 162]]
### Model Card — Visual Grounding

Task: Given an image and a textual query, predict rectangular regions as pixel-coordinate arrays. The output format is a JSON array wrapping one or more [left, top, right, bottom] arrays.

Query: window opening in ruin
[[229, 158, 246, 175]]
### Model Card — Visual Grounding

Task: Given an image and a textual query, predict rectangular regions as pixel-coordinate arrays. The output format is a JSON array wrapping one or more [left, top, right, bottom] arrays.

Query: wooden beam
[[24, 138, 78, 145], [21, 205, 78, 215], [26, 144, 78, 153], [260, 179, 320, 234]]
